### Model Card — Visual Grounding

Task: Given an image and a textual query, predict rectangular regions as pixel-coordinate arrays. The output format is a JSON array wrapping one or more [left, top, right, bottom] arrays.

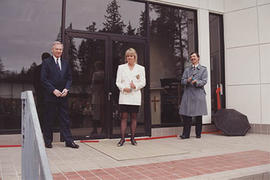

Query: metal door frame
[[64, 30, 151, 139]]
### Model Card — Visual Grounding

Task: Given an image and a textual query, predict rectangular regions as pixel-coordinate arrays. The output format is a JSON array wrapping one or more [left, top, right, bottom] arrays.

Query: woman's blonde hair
[[125, 48, 138, 63]]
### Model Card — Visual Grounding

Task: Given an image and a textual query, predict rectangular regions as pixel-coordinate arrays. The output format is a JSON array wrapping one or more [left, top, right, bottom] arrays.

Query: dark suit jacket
[[41, 56, 72, 102]]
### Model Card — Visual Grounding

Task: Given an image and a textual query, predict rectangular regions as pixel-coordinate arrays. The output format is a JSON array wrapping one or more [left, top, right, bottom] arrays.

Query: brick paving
[[52, 150, 270, 180]]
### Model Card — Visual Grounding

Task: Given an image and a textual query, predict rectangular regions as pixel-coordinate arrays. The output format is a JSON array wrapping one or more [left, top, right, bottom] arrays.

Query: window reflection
[[0, 0, 62, 132], [66, 37, 106, 138], [149, 4, 197, 125], [0, 0, 199, 133], [66, 0, 146, 36]]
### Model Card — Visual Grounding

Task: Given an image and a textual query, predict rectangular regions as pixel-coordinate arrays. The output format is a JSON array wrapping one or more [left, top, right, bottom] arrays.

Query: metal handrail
[[21, 91, 52, 180]]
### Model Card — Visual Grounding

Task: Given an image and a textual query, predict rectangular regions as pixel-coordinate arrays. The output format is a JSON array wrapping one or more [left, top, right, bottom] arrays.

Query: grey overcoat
[[179, 64, 208, 116]]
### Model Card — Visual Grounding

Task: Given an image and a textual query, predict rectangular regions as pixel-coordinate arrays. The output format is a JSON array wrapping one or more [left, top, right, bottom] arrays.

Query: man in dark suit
[[41, 41, 79, 149]]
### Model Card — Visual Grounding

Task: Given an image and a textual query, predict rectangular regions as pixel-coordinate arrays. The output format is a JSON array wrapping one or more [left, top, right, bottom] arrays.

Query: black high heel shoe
[[117, 139, 125, 147], [130, 138, 137, 146], [180, 135, 189, 139]]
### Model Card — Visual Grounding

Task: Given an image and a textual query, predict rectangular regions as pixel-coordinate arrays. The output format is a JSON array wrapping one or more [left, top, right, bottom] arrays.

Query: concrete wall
[[224, 0, 270, 125]]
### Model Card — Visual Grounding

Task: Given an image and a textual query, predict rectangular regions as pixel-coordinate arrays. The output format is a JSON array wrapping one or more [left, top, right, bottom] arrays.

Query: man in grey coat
[[179, 52, 208, 139]]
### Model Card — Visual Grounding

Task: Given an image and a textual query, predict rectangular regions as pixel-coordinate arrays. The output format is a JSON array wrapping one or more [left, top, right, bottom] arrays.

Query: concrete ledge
[[0, 132, 61, 145], [1, 123, 268, 144], [150, 123, 270, 137], [249, 124, 270, 135], [151, 124, 217, 137], [231, 171, 270, 180], [0, 134, 21, 145]]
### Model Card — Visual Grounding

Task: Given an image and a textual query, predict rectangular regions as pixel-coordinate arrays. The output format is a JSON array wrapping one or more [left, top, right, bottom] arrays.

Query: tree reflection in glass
[[66, 0, 145, 36], [149, 4, 197, 125]]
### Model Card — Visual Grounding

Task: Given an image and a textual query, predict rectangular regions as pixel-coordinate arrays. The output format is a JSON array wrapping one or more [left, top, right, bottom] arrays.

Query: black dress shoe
[[180, 135, 189, 139], [45, 143, 52, 148], [65, 142, 79, 149], [117, 139, 125, 147], [196, 135, 201, 138], [130, 138, 137, 146]]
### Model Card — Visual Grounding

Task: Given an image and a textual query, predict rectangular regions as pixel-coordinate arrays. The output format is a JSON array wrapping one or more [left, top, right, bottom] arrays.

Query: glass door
[[64, 32, 149, 139], [109, 39, 148, 138]]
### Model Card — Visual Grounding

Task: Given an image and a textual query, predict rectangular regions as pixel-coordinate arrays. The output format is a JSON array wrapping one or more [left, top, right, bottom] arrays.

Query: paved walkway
[[0, 133, 270, 180]]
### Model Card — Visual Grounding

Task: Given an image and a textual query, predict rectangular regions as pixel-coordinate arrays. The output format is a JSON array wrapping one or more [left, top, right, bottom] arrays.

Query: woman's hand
[[130, 80, 136, 89], [123, 88, 132, 93]]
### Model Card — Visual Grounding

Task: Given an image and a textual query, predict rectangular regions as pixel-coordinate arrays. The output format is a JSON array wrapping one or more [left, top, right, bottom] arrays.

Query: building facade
[[0, 0, 269, 141]]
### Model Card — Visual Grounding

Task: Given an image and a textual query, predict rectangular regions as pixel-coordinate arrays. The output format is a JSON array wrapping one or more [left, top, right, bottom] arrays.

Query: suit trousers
[[182, 115, 202, 137], [43, 99, 73, 144]]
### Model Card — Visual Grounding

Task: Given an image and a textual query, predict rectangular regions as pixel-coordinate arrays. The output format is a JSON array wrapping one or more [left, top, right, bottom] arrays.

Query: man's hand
[[53, 89, 62, 97], [187, 77, 193, 83], [191, 80, 197, 84], [61, 89, 69, 97]]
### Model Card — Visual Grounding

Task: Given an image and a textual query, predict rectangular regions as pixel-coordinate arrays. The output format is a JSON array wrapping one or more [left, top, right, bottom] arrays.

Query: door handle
[[108, 92, 112, 101]]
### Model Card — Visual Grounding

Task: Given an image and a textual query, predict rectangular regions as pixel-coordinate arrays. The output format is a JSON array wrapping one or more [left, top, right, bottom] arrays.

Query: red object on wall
[[216, 87, 221, 110]]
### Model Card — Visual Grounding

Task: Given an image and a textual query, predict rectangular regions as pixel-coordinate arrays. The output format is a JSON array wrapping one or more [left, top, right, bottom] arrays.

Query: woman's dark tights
[[121, 112, 137, 139]]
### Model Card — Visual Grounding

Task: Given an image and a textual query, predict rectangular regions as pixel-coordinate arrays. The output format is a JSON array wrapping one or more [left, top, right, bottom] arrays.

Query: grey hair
[[52, 41, 63, 48]]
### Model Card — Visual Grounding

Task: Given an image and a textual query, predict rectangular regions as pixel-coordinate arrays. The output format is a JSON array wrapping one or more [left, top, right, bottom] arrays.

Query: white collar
[[53, 56, 61, 62], [126, 63, 136, 68]]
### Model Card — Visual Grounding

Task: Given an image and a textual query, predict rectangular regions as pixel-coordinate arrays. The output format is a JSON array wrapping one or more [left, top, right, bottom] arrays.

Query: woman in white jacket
[[116, 48, 146, 146]]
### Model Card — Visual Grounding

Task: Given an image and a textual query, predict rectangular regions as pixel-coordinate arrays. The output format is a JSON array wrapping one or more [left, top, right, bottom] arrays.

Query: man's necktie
[[56, 58, 61, 71]]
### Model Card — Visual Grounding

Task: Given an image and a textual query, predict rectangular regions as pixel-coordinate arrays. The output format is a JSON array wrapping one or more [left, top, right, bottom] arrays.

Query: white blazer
[[116, 63, 146, 105]]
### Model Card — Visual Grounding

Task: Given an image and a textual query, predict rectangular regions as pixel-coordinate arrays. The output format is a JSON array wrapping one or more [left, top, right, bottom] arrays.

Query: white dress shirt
[[116, 63, 146, 105], [53, 56, 61, 70]]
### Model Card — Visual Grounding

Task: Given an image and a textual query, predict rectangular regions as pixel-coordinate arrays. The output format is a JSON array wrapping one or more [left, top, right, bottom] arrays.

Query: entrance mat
[[84, 138, 189, 161]]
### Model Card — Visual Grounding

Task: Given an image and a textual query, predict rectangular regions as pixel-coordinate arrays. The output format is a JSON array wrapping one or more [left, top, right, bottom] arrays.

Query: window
[[66, 0, 146, 36], [149, 3, 197, 126], [209, 13, 225, 114], [0, 0, 199, 133], [0, 0, 62, 133]]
